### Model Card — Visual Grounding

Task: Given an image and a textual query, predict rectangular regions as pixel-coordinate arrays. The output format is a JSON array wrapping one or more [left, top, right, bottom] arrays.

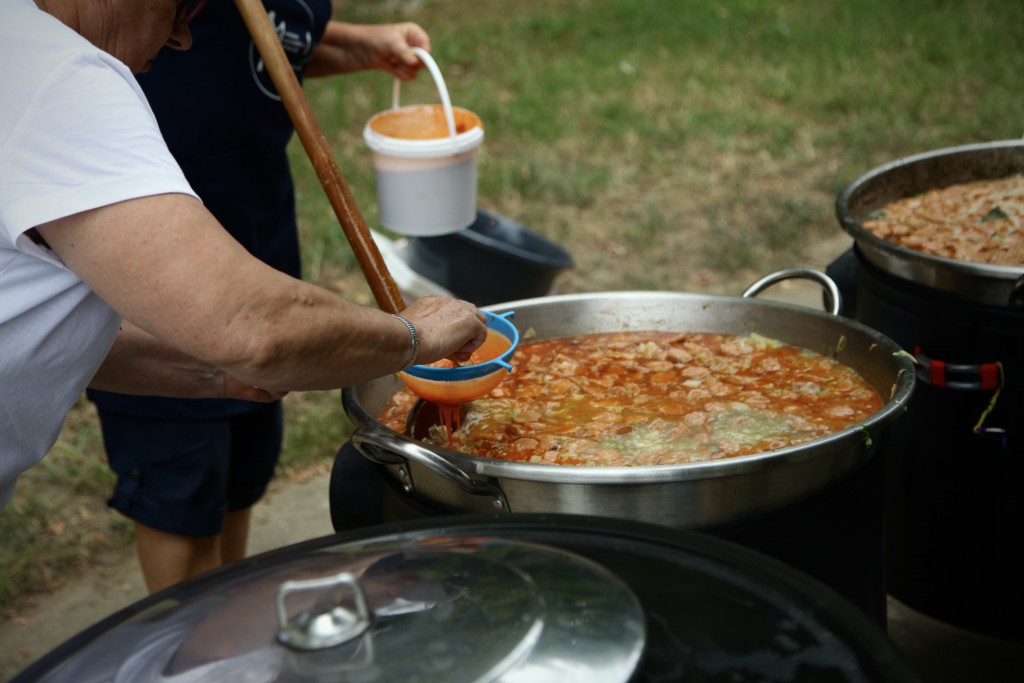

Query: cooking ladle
[[234, 0, 517, 409], [398, 310, 518, 404], [234, 0, 402, 312]]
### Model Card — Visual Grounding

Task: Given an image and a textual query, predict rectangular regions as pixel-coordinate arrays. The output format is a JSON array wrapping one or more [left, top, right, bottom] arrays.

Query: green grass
[[0, 404, 131, 605], [4, 0, 1023, 609], [295, 0, 1023, 279], [279, 391, 354, 470]]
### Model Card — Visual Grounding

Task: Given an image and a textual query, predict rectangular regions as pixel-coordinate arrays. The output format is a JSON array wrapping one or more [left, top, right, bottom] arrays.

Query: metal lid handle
[[276, 571, 372, 651]]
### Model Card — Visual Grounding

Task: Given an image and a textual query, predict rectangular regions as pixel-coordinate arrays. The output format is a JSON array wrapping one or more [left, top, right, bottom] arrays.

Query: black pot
[[12, 514, 918, 683], [405, 209, 574, 305], [829, 248, 1024, 643], [336, 442, 891, 626], [834, 141, 1024, 643]]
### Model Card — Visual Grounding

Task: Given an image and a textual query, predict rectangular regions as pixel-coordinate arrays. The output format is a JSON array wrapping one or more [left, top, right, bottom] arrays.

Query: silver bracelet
[[392, 314, 420, 370]]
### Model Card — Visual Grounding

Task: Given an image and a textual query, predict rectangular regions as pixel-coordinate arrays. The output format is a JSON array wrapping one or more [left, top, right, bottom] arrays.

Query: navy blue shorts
[[99, 403, 283, 537]]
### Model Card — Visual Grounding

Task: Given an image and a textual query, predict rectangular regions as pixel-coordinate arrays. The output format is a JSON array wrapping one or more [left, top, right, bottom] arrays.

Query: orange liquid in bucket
[[370, 105, 483, 140]]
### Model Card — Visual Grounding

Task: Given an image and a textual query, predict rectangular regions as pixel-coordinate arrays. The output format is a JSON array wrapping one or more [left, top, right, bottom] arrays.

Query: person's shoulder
[[0, 6, 123, 140], [4, 1, 86, 57], [3, 2, 131, 88]]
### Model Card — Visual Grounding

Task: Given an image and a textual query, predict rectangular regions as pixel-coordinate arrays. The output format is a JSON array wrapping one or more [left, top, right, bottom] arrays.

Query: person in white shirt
[[0, 0, 486, 511]]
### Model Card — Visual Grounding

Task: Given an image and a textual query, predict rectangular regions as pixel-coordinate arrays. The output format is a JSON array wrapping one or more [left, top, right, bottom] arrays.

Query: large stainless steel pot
[[342, 281, 915, 530], [836, 139, 1024, 307]]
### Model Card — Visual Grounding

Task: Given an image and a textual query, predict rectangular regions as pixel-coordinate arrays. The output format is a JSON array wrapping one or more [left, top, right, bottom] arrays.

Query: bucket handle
[[391, 47, 459, 151]]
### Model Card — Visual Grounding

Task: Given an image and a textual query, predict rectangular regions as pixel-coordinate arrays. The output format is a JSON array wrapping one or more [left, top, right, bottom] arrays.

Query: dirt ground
[[0, 469, 336, 679]]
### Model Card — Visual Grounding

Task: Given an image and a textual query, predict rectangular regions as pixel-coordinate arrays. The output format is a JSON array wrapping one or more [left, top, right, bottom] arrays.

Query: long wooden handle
[[234, 0, 405, 314]]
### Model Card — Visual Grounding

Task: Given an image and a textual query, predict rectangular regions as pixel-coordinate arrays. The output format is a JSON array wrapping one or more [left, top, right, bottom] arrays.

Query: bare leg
[[134, 509, 253, 593], [135, 522, 221, 594], [219, 508, 252, 564]]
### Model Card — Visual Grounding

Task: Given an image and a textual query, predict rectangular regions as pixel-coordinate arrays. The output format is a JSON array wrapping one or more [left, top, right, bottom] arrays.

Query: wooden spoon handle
[[233, 0, 405, 314]]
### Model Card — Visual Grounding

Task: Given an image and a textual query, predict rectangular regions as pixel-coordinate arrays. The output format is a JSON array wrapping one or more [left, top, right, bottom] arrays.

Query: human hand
[[399, 296, 487, 365], [372, 22, 432, 81], [313, 21, 432, 80]]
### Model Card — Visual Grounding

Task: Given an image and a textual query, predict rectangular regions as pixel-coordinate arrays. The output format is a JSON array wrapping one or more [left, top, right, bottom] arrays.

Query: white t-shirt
[[0, 0, 198, 508]]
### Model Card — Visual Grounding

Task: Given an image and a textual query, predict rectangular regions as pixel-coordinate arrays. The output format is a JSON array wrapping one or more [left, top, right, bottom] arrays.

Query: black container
[[405, 209, 574, 305], [332, 441, 891, 626], [13, 514, 918, 683], [829, 248, 1024, 642]]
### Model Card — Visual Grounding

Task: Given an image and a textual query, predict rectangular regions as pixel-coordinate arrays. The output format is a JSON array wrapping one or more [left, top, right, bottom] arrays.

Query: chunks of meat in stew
[[378, 331, 883, 467]]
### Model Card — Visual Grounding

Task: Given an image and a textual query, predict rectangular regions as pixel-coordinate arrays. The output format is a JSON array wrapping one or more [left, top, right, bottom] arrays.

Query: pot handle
[[351, 423, 507, 501], [741, 267, 842, 316], [1011, 273, 1024, 307]]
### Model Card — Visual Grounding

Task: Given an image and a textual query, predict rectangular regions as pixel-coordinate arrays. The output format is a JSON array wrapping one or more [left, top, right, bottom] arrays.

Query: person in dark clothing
[[88, 0, 435, 593]]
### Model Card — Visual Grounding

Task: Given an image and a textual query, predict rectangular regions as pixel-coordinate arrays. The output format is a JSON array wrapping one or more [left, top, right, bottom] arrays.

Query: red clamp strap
[[913, 346, 1002, 391]]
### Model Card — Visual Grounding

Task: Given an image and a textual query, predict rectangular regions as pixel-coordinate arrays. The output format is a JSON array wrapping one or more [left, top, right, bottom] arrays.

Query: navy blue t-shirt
[[89, 0, 332, 419]]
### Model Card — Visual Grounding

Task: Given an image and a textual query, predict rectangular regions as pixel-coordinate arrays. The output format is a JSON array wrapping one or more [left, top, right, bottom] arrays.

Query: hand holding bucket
[[364, 47, 485, 237]]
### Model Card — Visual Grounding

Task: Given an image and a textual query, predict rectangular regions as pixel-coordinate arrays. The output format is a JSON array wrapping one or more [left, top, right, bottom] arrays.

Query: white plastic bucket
[[363, 47, 484, 236]]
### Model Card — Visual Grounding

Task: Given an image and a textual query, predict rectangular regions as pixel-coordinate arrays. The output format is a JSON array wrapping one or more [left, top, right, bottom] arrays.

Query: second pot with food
[[834, 139, 1024, 642]]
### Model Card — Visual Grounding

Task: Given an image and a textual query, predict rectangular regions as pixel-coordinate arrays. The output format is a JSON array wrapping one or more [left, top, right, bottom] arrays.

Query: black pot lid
[[31, 534, 645, 683], [18, 514, 918, 683]]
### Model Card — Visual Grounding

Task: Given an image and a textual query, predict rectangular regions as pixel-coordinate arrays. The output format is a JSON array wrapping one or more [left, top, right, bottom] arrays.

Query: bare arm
[[303, 21, 431, 80], [37, 194, 486, 393], [90, 320, 284, 402]]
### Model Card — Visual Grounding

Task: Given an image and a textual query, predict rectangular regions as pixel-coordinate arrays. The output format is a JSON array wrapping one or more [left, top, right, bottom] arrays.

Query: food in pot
[[860, 174, 1023, 266], [378, 331, 883, 466]]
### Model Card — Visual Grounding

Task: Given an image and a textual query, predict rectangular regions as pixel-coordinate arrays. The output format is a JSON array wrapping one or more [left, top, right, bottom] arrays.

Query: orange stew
[[378, 331, 883, 467], [861, 174, 1024, 266]]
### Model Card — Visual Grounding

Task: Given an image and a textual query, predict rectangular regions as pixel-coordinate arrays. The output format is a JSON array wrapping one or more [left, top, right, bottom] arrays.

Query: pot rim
[[835, 139, 1024, 305]]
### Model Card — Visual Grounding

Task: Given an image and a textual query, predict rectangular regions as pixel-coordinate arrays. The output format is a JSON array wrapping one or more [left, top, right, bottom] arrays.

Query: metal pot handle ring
[[742, 267, 843, 316], [351, 423, 507, 501]]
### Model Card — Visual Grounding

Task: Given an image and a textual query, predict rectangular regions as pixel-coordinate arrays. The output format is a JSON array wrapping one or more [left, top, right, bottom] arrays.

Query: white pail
[[363, 47, 484, 236]]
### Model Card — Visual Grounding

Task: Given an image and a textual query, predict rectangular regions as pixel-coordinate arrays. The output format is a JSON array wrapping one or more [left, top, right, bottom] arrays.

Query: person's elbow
[[213, 333, 292, 391]]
